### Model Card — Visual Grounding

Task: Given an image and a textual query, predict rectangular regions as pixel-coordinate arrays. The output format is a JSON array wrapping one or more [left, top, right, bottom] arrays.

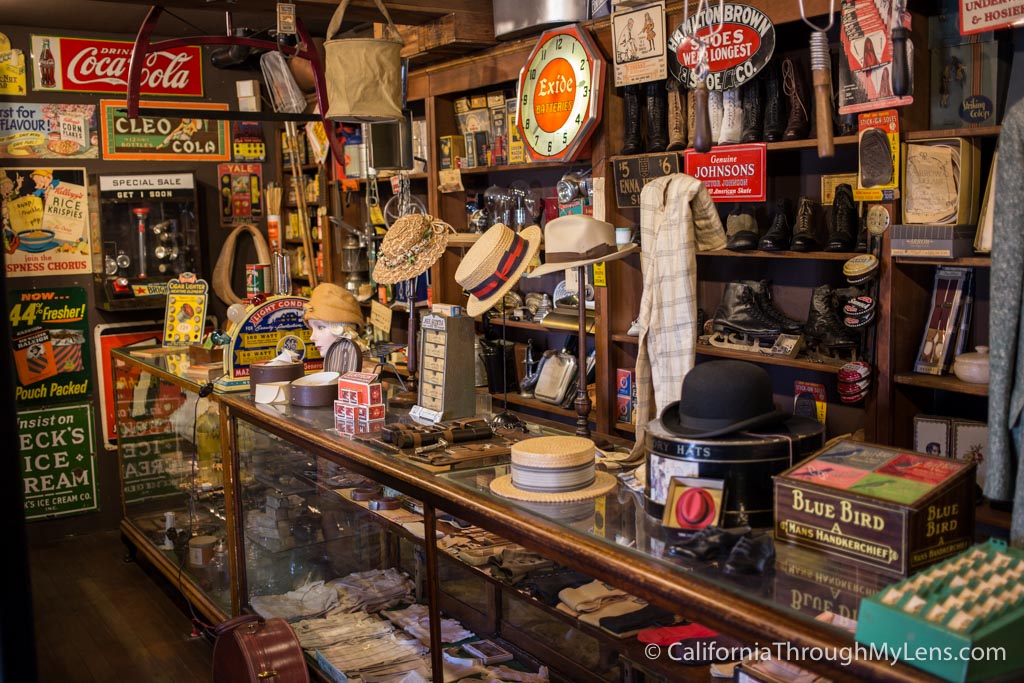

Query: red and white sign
[[960, 0, 1024, 35], [31, 35, 203, 96], [667, 3, 775, 90], [683, 143, 766, 202]]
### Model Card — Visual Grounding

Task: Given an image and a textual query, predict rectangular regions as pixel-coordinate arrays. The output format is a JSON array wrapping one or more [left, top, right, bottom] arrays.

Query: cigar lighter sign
[[19, 403, 98, 520], [31, 35, 203, 96], [668, 2, 775, 89], [683, 143, 766, 201]]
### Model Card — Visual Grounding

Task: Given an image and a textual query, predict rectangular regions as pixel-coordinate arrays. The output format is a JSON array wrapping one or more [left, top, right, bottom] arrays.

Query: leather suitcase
[[212, 615, 310, 683]]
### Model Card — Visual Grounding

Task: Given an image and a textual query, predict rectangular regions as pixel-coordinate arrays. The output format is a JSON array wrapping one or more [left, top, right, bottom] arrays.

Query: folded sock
[[599, 604, 676, 634], [558, 580, 627, 613]]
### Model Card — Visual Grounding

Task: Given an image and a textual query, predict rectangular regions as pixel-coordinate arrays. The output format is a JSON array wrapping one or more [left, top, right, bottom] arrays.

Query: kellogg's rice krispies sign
[[2, 167, 91, 277]]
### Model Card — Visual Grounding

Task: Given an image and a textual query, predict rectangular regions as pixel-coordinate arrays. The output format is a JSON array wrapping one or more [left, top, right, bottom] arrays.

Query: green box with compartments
[[855, 539, 1024, 682]]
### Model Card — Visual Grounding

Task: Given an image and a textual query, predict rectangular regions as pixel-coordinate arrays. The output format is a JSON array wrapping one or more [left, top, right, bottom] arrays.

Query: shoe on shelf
[[723, 534, 775, 575], [790, 197, 824, 252], [626, 318, 640, 336], [758, 199, 791, 251], [669, 526, 751, 562], [718, 87, 743, 145], [725, 204, 759, 251], [708, 88, 724, 145]]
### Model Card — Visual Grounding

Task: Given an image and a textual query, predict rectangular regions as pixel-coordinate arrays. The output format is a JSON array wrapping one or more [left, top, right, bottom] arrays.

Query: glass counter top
[[112, 345, 212, 392], [214, 394, 909, 668]]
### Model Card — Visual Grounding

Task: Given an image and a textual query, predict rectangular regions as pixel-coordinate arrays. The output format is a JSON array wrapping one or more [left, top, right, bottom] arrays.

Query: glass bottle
[[39, 39, 56, 88]]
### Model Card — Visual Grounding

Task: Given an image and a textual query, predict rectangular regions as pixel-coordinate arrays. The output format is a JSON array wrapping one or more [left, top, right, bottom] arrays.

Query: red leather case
[[213, 615, 309, 683]]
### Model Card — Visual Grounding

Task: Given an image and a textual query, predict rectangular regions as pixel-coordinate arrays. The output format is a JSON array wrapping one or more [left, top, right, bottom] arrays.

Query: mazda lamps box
[[774, 439, 975, 577]]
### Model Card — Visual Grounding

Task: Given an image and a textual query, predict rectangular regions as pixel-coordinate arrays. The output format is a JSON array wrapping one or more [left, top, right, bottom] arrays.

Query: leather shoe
[[758, 199, 791, 251], [726, 204, 758, 251], [723, 534, 775, 575], [669, 525, 751, 561]]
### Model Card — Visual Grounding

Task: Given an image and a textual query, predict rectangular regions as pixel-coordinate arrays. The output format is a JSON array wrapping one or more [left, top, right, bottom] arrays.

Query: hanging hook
[[799, 0, 835, 32]]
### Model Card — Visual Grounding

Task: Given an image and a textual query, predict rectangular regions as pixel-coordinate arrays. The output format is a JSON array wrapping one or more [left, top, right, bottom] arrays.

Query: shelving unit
[[276, 124, 330, 292], [893, 373, 989, 397], [697, 344, 846, 374]]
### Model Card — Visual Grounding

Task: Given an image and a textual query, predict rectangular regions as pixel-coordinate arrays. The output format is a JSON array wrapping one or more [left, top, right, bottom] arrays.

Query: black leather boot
[[790, 197, 824, 252], [758, 199, 791, 251], [804, 285, 859, 360], [726, 204, 759, 251], [826, 183, 857, 252], [711, 281, 782, 343], [762, 59, 787, 142], [782, 56, 810, 141], [620, 85, 642, 155], [646, 80, 668, 153], [742, 279, 804, 333], [666, 79, 687, 151], [740, 76, 764, 143]]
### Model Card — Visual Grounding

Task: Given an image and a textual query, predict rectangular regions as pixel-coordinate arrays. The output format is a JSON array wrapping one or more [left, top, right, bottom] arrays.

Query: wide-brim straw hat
[[488, 435, 618, 503], [303, 282, 365, 329], [455, 223, 541, 318], [373, 213, 454, 284], [526, 214, 637, 278]]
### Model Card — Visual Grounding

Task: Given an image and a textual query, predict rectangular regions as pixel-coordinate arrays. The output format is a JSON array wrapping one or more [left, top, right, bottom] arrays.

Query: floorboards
[[29, 530, 213, 683]]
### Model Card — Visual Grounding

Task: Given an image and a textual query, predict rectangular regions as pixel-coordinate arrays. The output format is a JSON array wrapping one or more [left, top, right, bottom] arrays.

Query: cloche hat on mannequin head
[[303, 282, 364, 330]]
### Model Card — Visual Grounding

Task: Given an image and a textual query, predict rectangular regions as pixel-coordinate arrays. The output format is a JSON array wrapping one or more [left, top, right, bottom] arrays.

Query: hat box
[[645, 416, 824, 528]]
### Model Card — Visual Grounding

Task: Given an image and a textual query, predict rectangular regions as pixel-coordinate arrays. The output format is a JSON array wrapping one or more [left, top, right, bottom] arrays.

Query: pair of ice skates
[[708, 281, 861, 362]]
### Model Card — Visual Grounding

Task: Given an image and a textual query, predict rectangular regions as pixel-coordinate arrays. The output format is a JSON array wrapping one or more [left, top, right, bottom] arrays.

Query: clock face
[[517, 25, 604, 163]]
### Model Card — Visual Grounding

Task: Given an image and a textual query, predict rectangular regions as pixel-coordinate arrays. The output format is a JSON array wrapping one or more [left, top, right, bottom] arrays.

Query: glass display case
[[215, 393, 939, 683], [112, 347, 232, 620]]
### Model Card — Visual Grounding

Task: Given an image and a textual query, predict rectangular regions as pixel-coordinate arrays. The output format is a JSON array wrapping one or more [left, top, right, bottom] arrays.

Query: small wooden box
[[439, 134, 465, 169], [189, 344, 223, 364], [774, 439, 975, 577]]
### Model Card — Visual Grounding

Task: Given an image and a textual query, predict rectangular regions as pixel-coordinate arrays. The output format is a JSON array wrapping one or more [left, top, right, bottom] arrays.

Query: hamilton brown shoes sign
[[667, 3, 775, 90]]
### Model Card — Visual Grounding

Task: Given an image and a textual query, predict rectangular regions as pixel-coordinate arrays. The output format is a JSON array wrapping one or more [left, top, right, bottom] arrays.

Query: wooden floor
[[29, 530, 213, 682]]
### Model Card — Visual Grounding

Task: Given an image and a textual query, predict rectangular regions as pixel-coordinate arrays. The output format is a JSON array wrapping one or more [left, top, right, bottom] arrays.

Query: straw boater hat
[[373, 214, 454, 284], [526, 215, 637, 278], [455, 223, 542, 318], [303, 282, 365, 330], [489, 435, 617, 503]]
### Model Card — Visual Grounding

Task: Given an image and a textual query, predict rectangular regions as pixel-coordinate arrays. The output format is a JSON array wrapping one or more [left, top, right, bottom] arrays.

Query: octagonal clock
[[516, 24, 605, 163]]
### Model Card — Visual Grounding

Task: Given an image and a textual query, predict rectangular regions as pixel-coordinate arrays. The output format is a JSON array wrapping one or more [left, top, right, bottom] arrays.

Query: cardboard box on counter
[[774, 439, 976, 577], [890, 224, 978, 259]]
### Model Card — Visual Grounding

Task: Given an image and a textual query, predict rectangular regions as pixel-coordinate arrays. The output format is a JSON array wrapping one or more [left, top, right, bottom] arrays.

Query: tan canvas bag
[[323, 0, 404, 122]]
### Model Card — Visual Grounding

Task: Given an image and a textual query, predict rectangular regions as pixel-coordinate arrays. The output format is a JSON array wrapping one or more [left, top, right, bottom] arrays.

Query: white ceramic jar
[[953, 346, 990, 384]]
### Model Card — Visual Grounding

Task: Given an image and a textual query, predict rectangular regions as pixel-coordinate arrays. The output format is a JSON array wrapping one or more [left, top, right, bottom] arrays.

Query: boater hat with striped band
[[455, 223, 541, 318]]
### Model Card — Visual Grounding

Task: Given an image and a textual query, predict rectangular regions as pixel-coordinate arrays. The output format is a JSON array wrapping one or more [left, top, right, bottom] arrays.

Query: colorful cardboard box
[[774, 439, 976, 577]]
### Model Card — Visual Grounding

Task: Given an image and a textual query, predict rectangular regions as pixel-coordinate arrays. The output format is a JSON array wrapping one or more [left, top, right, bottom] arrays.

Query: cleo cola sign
[[31, 35, 203, 96], [668, 3, 775, 90]]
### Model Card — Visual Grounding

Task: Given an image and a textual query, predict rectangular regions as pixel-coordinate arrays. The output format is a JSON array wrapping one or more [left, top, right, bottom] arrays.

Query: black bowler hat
[[660, 360, 786, 438]]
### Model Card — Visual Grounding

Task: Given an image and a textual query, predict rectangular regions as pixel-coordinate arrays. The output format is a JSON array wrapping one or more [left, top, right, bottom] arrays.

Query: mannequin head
[[303, 283, 365, 361]]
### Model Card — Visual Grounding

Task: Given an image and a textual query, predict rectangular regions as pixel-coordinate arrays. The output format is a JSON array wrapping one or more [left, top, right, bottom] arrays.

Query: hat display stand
[[572, 265, 591, 438], [490, 305, 528, 433], [388, 276, 420, 409]]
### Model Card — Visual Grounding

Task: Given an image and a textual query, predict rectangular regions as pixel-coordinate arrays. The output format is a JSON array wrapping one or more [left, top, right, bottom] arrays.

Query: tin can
[[246, 263, 270, 296]]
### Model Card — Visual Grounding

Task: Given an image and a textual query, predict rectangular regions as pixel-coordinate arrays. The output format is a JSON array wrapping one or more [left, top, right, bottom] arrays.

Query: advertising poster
[[0, 103, 99, 159], [162, 273, 209, 346], [93, 321, 162, 449], [19, 403, 99, 521], [112, 352, 187, 503], [0, 34, 27, 96], [612, 1, 667, 86], [8, 286, 91, 406], [667, 2, 776, 90], [100, 99, 229, 162], [2, 166, 91, 277], [683, 143, 766, 202], [30, 35, 203, 96], [217, 162, 263, 224]]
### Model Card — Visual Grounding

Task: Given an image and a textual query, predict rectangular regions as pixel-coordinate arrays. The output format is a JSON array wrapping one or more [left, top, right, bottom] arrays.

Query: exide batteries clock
[[516, 24, 605, 163]]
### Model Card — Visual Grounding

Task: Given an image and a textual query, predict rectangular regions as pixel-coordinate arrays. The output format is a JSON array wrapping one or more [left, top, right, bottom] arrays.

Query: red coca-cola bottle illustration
[[39, 39, 56, 88]]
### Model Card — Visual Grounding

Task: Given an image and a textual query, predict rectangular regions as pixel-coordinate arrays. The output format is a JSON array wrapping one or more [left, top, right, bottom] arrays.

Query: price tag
[[438, 168, 464, 193], [565, 268, 579, 293], [593, 262, 606, 287], [277, 2, 297, 35], [370, 300, 393, 332], [390, 176, 402, 193]]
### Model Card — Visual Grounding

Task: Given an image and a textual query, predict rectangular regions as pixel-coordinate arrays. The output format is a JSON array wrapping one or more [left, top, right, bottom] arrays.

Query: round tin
[[843, 254, 879, 282]]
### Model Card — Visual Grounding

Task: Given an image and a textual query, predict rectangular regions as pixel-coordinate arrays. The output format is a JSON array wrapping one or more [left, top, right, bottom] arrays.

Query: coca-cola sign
[[31, 35, 203, 96]]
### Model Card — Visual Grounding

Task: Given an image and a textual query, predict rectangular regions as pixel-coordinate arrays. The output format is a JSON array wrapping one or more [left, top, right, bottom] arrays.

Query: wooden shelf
[[614, 422, 636, 433], [608, 136, 859, 161], [697, 344, 843, 374], [484, 317, 597, 335], [976, 501, 1011, 531], [698, 249, 861, 261], [448, 232, 482, 247], [893, 256, 991, 267], [489, 391, 595, 421], [283, 164, 320, 173], [284, 238, 321, 245], [285, 200, 321, 208], [355, 172, 429, 186], [458, 160, 583, 175], [893, 372, 989, 396], [611, 333, 639, 345], [906, 125, 1001, 140]]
